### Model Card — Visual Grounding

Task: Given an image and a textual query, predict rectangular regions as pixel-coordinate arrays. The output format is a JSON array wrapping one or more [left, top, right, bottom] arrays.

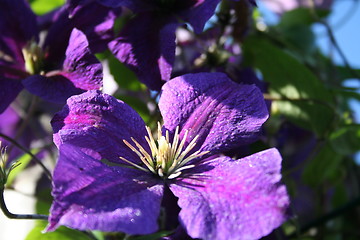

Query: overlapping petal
[[22, 75, 84, 104], [68, 2, 121, 53], [106, 0, 221, 90], [170, 148, 289, 240], [51, 90, 149, 165], [178, 0, 221, 34], [109, 14, 177, 90], [44, 3, 119, 63], [62, 28, 103, 90], [23, 29, 102, 104], [48, 144, 163, 234], [159, 72, 269, 155]]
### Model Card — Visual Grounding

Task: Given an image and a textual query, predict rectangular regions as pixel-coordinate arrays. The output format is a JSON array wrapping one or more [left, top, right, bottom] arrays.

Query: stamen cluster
[[120, 123, 208, 179], [22, 41, 44, 75]]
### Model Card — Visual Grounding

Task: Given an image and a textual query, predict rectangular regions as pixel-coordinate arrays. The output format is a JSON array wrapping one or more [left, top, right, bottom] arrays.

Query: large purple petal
[[159, 72, 269, 155], [48, 144, 163, 234], [0, 0, 38, 68], [42, 6, 78, 65], [62, 28, 103, 90], [69, 2, 121, 53], [51, 90, 149, 165], [178, 0, 221, 34], [109, 14, 178, 90], [0, 77, 23, 113], [169, 149, 289, 240], [22, 74, 84, 104]]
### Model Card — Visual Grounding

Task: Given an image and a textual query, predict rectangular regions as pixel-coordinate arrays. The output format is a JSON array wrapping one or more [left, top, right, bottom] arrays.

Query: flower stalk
[[0, 133, 52, 180], [0, 144, 48, 220]]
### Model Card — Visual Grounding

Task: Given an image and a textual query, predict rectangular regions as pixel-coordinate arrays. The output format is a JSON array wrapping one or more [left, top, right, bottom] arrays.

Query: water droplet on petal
[[134, 209, 141, 216]]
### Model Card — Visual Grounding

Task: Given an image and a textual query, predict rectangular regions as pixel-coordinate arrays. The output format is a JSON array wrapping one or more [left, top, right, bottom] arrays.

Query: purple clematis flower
[[67, 0, 221, 90], [49, 72, 289, 239], [0, 0, 118, 113]]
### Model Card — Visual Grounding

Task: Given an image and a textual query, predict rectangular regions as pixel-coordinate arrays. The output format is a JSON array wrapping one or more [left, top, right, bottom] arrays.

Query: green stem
[[0, 133, 52, 180], [0, 187, 48, 220]]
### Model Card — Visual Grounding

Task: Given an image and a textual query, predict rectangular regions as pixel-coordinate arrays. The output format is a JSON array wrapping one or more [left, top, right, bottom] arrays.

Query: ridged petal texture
[[170, 149, 289, 240], [51, 90, 149, 165], [48, 144, 163, 234], [159, 72, 269, 155]]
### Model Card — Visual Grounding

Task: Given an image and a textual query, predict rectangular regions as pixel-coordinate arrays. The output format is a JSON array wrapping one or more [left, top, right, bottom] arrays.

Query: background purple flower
[[0, 0, 119, 113], [102, 0, 221, 90], [49, 73, 289, 239]]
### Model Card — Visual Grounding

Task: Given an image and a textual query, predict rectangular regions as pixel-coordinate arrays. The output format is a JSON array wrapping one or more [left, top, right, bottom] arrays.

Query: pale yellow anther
[[22, 41, 44, 75]]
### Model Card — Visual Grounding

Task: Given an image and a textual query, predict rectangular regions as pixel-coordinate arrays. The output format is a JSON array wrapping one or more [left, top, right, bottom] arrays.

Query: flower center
[[120, 123, 208, 179], [22, 41, 44, 75]]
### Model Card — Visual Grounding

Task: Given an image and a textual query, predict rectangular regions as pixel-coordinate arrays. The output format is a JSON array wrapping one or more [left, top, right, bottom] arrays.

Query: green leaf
[[30, 0, 65, 15], [331, 88, 360, 102], [279, 8, 329, 28], [92, 231, 105, 240], [332, 183, 348, 208], [6, 149, 39, 186], [335, 66, 360, 81], [107, 53, 145, 91], [243, 36, 335, 136], [278, 25, 316, 57], [35, 188, 52, 215], [302, 143, 343, 186], [330, 124, 360, 155], [25, 222, 90, 240], [129, 230, 173, 240]]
